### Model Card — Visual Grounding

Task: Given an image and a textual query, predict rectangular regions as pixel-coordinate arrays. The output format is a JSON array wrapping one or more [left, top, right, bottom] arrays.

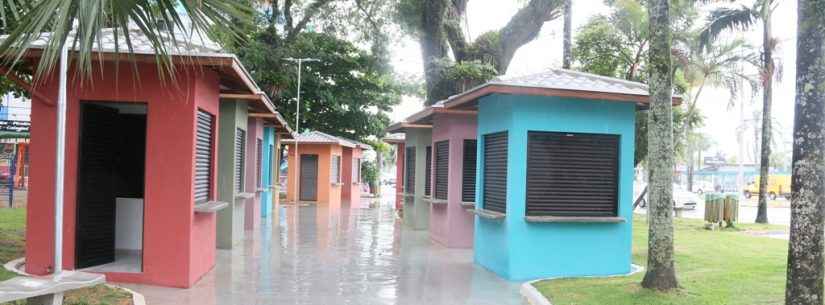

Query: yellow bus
[[743, 175, 791, 200]]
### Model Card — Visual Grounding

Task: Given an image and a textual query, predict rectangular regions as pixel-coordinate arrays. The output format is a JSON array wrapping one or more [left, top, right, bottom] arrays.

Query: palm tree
[[0, 0, 252, 78], [698, 0, 778, 224], [641, 0, 679, 291], [562, 0, 572, 69], [785, 0, 824, 303], [676, 38, 757, 191]]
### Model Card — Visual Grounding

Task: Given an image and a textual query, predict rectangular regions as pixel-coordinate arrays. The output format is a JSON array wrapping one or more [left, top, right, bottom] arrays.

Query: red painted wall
[[244, 117, 263, 230], [26, 62, 220, 288], [395, 143, 405, 210]]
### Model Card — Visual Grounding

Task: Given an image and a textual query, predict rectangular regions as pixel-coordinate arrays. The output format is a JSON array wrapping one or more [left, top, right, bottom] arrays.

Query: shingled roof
[[443, 68, 681, 109], [283, 131, 370, 150]]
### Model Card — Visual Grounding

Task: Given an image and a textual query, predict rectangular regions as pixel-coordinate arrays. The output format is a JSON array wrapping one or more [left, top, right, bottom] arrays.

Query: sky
[[387, 1, 799, 165]]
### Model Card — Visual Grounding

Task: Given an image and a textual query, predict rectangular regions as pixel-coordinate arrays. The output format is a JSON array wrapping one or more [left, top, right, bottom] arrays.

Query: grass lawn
[[0, 208, 132, 305], [533, 216, 790, 305]]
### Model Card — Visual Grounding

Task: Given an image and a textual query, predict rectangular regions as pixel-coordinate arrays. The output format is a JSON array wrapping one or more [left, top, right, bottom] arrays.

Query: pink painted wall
[[429, 112, 476, 248], [285, 143, 342, 207], [341, 147, 362, 208], [26, 62, 219, 288], [245, 117, 264, 230]]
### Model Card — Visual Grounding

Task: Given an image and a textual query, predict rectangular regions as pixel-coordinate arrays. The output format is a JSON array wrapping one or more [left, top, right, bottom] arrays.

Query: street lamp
[[283, 57, 320, 204]]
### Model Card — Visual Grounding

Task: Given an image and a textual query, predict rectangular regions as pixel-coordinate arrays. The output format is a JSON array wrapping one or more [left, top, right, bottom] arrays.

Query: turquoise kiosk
[[261, 115, 291, 217], [443, 69, 679, 280]]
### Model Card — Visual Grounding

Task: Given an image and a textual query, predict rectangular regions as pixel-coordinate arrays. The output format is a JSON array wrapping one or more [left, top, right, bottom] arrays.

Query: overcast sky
[[388, 1, 798, 164]]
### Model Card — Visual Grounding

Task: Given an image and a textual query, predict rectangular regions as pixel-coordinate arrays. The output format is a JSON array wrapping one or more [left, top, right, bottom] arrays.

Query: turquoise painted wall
[[474, 94, 635, 281], [261, 127, 275, 217]]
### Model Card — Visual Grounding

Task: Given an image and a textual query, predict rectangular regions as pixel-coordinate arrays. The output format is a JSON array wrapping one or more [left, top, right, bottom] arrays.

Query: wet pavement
[[121, 192, 523, 305]]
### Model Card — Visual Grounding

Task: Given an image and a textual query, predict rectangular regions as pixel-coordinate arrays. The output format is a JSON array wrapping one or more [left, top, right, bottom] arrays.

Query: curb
[[3, 257, 146, 305], [519, 264, 646, 305]]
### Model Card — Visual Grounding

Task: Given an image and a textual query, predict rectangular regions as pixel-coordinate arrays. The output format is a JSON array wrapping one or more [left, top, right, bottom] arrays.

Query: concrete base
[[217, 201, 245, 249]]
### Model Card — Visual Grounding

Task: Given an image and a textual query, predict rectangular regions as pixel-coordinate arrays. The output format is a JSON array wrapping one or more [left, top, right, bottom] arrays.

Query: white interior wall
[[115, 197, 143, 251]]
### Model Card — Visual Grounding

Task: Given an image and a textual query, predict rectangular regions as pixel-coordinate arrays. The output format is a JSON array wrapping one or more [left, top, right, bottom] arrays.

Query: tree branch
[[284, 0, 294, 33], [444, 4, 468, 60], [286, 0, 336, 41], [495, 0, 564, 72]]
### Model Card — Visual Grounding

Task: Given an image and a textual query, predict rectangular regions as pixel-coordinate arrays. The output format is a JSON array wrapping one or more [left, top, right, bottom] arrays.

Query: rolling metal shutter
[[526, 131, 620, 217], [424, 146, 432, 196], [235, 128, 245, 193], [462, 139, 477, 203], [483, 132, 508, 213], [405, 146, 415, 193], [434, 140, 449, 200], [194, 110, 214, 203], [256, 139, 263, 188]]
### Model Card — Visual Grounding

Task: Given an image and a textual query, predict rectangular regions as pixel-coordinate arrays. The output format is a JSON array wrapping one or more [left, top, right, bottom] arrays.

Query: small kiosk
[[260, 126, 284, 217], [18, 29, 290, 287], [341, 141, 370, 208], [385, 123, 431, 230], [283, 131, 362, 207], [442, 69, 679, 280], [400, 103, 477, 248], [383, 134, 405, 211]]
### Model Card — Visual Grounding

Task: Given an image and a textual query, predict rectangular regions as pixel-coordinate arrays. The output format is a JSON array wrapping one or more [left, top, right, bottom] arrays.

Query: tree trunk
[[755, 10, 773, 224], [562, 0, 572, 69], [785, 1, 825, 304], [641, 0, 678, 291]]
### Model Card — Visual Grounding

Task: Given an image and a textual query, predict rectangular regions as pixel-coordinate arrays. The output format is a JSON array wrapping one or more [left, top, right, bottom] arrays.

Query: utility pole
[[283, 57, 319, 203]]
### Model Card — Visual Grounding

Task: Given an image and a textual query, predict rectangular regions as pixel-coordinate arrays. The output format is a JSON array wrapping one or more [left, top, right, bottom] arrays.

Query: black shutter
[[434, 140, 449, 200], [483, 132, 508, 213], [194, 110, 214, 203], [425, 146, 432, 196], [235, 128, 246, 193], [256, 138, 263, 188], [526, 131, 620, 217], [462, 139, 477, 203], [405, 146, 415, 193]]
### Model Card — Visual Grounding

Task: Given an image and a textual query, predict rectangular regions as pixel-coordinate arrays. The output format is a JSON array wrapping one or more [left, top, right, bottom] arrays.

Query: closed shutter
[[256, 138, 263, 188], [331, 155, 341, 183], [462, 139, 477, 203], [194, 110, 214, 203], [526, 131, 620, 217], [434, 140, 449, 200], [235, 128, 245, 193], [425, 146, 432, 196], [483, 132, 507, 213], [405, 146, 415, 193]]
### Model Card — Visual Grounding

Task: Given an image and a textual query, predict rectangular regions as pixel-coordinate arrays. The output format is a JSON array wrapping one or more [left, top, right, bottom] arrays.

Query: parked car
[[693, 181, 717, 194], [635, 184, 698, 210], [743, 175, 791, 200]]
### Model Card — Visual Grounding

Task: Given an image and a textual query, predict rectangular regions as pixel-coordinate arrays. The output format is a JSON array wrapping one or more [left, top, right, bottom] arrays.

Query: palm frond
[[0, 0, 254, 80], [698, 5, 758, 52]]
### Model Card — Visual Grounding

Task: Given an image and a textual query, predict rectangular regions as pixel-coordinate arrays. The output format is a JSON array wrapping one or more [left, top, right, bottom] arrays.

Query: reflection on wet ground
[[122, 195, 523, 305]]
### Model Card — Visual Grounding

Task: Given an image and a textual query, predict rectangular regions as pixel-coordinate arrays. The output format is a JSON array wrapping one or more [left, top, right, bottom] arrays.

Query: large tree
[[699, 0, 779, 224], [785, 0, 825, 303], [562, 0, 572, 69], [641, 0, 679, 291], [397, 0, 565, 105], [236, 31, 404, 141]]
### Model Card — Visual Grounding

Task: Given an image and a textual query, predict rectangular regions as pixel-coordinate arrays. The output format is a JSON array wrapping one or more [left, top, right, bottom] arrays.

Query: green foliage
[[573, 16, 631, 78], [360, 160, 378, 186], [436, 58, 497, 85], [236, 31, 404, 141], [0, 0, 254, 79], [534, 216, 789, 304]]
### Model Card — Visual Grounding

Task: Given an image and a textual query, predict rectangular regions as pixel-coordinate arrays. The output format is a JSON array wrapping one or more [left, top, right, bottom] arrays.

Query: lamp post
[[283, 57, 319, 204]]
